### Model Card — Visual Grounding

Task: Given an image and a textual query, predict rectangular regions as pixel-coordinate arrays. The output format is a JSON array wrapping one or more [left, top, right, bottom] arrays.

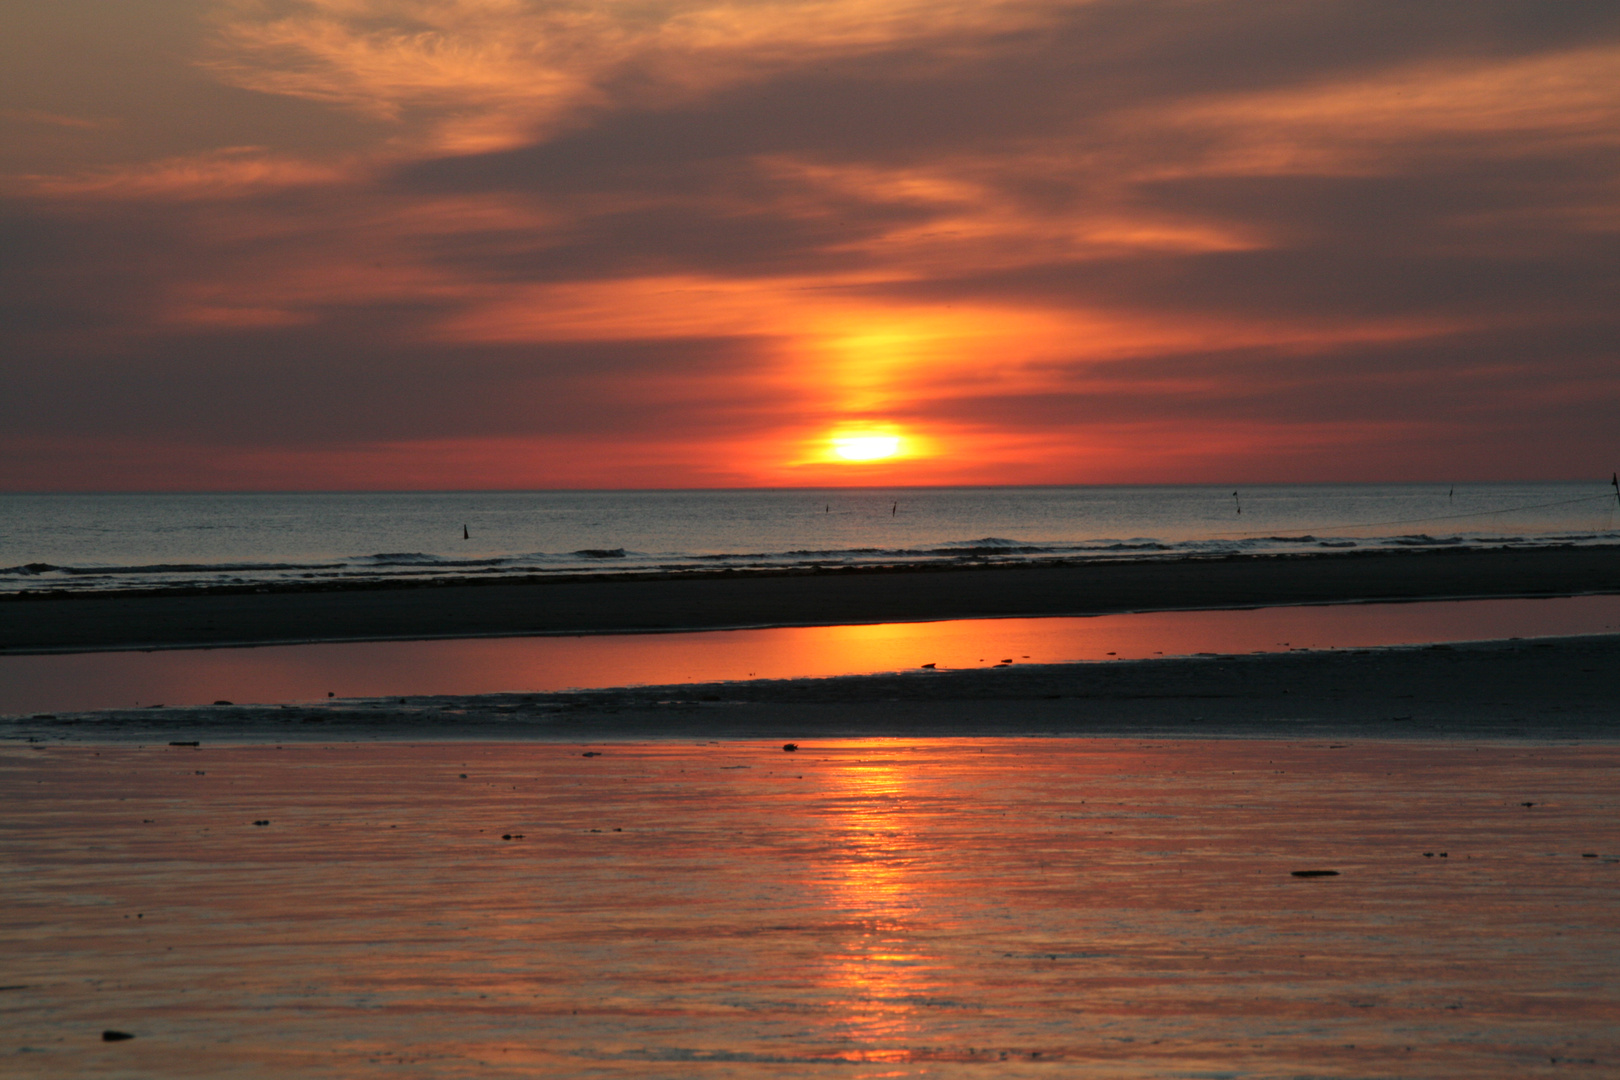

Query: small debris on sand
[[102, 1031, 135, 1042], [1291, 869, 1340, 878], [782, 743, 798, 752]]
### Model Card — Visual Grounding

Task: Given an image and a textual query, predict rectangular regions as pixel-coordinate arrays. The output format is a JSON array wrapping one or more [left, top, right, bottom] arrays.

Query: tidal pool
[[5, 592, 1620, 714]]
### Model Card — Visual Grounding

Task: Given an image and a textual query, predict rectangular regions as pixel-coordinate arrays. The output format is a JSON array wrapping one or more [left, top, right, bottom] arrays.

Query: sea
[[3, 482, 1618, 596]]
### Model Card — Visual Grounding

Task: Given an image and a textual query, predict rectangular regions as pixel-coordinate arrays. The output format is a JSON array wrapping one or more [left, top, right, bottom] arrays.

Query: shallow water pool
[[3, 593, 1620, 714]]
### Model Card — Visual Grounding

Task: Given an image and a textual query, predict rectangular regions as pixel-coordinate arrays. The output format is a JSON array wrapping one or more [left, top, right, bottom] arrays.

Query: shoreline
[[10, 632, 1620, 744], [4, 544, 1620, 655]]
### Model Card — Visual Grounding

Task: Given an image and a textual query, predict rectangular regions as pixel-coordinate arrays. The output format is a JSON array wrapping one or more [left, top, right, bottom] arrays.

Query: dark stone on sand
[[169, 741, 199, 747], [582, 751, 601, 757], [783, 743, 798, 751], [1522, 802, 1536, 807], [102, 1031, 135, 1042], [502, 834, 511, 840], [1291, 869, 1340, 877], [252, 820, 269, 826]]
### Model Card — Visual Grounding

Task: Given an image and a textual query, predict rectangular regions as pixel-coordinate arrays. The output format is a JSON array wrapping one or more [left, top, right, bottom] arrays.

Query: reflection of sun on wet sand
[[815, 752, 935, 1059], [4, 739, 1616, 1077]]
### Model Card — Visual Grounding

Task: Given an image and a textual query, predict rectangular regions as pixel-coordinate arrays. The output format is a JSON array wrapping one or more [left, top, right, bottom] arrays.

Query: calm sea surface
[[4, 483, 1618, 595]]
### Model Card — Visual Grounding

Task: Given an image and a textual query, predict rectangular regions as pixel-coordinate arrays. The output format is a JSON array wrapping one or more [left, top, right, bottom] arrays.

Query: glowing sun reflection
[[814, 743, 941, 1057]]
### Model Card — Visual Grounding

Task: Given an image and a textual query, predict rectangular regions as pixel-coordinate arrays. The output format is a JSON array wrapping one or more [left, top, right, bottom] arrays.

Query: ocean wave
[[1070, 541, 1172, 552], [360, 552, 513, 567], [3, 560, 334, 577], [1380, 534, 1465, 547], [938, 537, 1030, 549], [6, 526, 1618, 596]]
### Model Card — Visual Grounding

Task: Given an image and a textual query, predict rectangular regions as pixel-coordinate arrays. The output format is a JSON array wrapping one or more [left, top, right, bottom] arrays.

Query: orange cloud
[[21, 148, 350, 200], [202, 0, 1062, 153]]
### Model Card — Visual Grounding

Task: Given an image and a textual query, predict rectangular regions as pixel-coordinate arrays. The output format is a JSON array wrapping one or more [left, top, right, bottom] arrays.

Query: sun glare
[[830, 433, 903, 461]]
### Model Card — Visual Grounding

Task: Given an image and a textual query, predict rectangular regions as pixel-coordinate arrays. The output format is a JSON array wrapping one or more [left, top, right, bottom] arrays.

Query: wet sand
[[6, 545, 1620, 654], [4, 738, 1616, 1078]]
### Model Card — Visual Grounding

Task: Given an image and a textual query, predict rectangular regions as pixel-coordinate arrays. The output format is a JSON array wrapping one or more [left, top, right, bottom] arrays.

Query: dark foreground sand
[[11, 633, 1619, 744], [6, 545, 1620, 654]]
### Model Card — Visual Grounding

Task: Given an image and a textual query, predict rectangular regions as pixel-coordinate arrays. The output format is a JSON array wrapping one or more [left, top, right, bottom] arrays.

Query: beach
[[6, 543, 1620, 742], [6, 545, 1620, 654], [4, 631, 1617, 744], [4, 738, 1617, 1078], [6, 546, 1620, 1078]]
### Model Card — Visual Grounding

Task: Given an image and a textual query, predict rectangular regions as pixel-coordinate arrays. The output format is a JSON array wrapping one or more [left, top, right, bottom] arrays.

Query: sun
[[830, 432, 903, 461]]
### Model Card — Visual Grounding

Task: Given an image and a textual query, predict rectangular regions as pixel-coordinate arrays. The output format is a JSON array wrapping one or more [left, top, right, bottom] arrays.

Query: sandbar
[[5, 545, 1620, 654]]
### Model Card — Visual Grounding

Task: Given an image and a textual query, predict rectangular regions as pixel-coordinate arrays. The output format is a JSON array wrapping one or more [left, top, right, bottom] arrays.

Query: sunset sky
[[4, 1, 1618, 489]]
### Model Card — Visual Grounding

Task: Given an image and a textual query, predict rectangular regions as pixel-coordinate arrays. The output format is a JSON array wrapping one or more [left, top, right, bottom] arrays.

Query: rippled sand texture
[[4, 739, 1617, 1078]]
